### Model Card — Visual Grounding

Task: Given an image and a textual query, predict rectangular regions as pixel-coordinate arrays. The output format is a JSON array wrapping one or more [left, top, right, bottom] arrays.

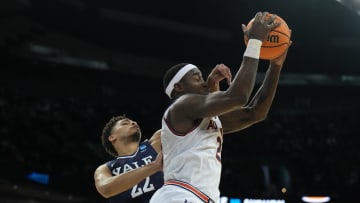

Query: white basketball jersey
[[161, 107, 223, 202]]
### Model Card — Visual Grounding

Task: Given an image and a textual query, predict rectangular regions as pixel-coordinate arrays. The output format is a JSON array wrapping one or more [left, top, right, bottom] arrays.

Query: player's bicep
[[170, 91, 239, 123], [195, 91, 240, 118]]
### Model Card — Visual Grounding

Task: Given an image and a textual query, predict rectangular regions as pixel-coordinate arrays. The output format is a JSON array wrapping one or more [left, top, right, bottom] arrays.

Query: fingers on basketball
[[244, 14, 291, 60]]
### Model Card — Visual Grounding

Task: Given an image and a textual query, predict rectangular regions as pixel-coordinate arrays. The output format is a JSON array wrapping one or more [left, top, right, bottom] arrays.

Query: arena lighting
[[335, 0, 360, 16], [301, 196, 331, 203], [218, 197, 286, 203], [219, 196, 229, 203], [229, 198, 241, 203], [28, 43, 109, 70], [27, 172, 49, 185], [243, 199, 285, 203]]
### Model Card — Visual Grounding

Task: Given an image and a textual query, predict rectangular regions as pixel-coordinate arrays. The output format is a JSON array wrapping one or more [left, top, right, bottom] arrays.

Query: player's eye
[[119, 120, 130, 125]]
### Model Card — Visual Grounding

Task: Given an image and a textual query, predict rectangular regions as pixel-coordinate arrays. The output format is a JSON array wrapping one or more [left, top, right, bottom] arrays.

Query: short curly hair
[[101, 115, 127, 157]]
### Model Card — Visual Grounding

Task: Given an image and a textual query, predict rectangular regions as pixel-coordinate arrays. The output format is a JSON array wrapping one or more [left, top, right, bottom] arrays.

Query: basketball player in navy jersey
[[150, 11, 292, 203], [94, 115, 163, 203]]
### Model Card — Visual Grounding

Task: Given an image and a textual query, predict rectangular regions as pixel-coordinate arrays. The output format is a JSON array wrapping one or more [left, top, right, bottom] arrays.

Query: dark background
[[1, 0, 360, 202]]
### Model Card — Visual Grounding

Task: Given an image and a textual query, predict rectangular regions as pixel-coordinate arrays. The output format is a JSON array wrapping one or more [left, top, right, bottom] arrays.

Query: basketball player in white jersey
[[150, 11, 292, 203]]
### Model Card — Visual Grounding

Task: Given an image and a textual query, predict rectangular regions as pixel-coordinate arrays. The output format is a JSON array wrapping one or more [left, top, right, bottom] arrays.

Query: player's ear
[[173, 83, 184, 93], [108, 134, 116, 142]]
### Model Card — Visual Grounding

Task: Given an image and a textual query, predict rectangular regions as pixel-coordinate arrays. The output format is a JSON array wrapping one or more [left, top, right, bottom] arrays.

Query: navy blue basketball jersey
[[106, 140, 164, 203]]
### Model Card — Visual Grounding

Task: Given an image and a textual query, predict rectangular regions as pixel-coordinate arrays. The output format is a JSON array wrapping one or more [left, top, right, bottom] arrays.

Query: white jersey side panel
[[161, 108, 223, 202]]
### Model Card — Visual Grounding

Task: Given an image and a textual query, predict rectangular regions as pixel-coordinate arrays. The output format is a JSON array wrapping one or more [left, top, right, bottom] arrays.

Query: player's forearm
[[98, 162, 160, 198], [247, 65, 281, 117], [225, 57, 259, 105]]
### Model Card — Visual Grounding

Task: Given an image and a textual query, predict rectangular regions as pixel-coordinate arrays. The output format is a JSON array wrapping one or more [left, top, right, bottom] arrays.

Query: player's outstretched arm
[[94, 153, 162, 198], [174, 12, 279, 121], [219, 42, 292, 134]]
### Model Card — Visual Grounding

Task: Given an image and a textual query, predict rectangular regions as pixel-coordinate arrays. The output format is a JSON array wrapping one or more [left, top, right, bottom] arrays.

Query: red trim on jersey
[[164, 180, 214, 203], [164, 117, 202, 137]]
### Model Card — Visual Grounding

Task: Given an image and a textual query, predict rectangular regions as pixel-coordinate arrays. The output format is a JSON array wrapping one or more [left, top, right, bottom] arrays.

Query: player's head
[[101, 115, 142, 157], [163, 63, 208, 99]]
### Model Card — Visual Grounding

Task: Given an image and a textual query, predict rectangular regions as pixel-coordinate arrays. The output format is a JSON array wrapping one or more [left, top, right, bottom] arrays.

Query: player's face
[[112, 118, 141, 143], [181, 69, 208, 95]]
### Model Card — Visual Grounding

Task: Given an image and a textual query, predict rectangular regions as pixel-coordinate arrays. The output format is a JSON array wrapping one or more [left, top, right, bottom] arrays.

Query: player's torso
[[106, 141, 163, 203], [161, 115, 223, 201]]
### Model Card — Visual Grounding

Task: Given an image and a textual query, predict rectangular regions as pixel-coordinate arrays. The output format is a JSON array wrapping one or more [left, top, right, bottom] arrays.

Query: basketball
[[244, 14, 291, 60]]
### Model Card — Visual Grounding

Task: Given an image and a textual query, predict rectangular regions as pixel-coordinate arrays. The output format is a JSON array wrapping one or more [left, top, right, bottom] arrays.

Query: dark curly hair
[[101, 115, 127, 157]]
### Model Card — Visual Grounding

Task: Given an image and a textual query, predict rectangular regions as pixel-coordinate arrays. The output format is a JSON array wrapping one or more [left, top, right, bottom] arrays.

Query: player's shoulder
[[147, 129, 160, 142], [94, 162, 110, 174], [148, 129, 162, 153]]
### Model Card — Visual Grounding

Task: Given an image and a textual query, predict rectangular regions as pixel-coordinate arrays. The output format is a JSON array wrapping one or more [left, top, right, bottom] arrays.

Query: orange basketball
[[244, 14, 291, 60]]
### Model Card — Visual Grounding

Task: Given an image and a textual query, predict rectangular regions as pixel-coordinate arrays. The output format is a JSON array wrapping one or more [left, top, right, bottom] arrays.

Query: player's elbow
[[253, 110, 269, 122], [246, 107, 268, 123], [238, 96, 250, 107], [257, 114, 267, 122], [96, 184, 113, 198]]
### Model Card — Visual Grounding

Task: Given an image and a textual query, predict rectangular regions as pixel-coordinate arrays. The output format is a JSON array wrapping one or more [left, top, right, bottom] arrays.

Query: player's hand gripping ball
[[244, 14, 291, 60]]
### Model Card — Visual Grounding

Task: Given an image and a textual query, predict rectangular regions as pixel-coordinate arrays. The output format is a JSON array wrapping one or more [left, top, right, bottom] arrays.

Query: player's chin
[[202, 89, 210, 95], [130, 131, 141, 142]]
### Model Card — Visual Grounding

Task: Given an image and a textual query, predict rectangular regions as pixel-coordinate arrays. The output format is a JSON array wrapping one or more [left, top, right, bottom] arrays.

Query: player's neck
[[116, 141, 139, 156]]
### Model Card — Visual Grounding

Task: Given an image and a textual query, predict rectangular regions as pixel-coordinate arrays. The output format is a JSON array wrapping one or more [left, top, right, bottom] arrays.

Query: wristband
[[244, 39, 262, 59]]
